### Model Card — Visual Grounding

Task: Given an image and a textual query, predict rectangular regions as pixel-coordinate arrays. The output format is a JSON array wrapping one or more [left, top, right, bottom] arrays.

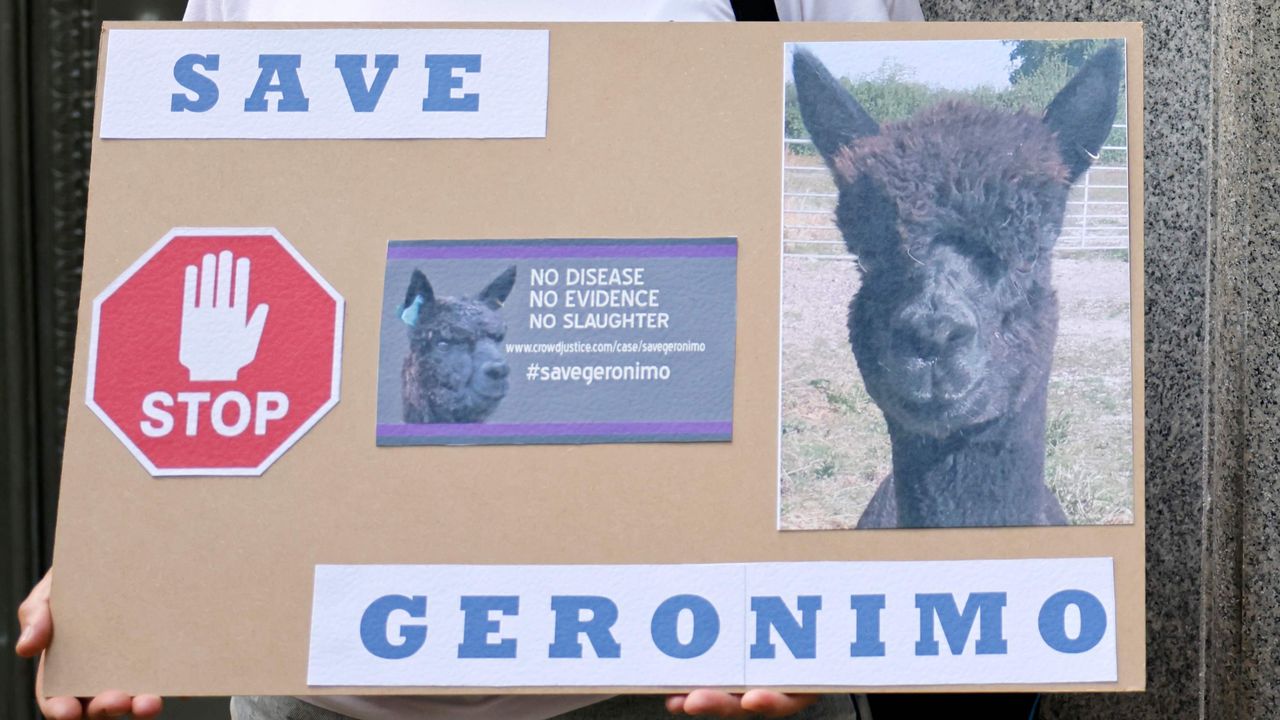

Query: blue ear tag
[[401, 295, 424, 326]]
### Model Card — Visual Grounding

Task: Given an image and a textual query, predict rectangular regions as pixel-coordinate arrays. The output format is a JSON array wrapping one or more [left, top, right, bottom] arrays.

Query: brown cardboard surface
[[47, 21, 1145, 696]]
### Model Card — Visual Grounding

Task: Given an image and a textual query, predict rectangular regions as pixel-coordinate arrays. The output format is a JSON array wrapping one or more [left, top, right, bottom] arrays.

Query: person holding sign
[[17, 0, 925, 718]]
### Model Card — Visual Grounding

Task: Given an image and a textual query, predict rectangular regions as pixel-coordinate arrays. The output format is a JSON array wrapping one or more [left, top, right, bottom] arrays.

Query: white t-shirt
[[184, 0, 924, 22], [182, 1, 921, 717]]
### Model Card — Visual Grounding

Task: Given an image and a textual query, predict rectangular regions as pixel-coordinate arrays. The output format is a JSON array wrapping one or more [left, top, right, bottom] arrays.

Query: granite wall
[[918, 0, 1279, 717]]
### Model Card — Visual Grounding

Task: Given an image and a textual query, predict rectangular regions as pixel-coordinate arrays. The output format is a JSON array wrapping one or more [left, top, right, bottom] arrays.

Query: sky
[[785, 40, 1018, 92]]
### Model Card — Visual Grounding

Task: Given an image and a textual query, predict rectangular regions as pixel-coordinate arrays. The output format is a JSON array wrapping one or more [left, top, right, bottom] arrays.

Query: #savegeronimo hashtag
[[525, 362, 672, 385]]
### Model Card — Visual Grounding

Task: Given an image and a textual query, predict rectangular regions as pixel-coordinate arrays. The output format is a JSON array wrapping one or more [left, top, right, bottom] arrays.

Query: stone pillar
[[917, 0, 1279, 717]]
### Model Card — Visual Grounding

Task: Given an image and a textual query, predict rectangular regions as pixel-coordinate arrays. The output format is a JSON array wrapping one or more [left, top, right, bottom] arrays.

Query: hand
[[16, 569, 164, 719], [665, 690, 818, 717], [180, 250, 269, 382]]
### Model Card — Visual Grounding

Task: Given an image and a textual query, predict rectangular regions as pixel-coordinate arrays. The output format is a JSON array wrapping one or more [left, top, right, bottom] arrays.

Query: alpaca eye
[[1015, 250, 1041, 274], [974, 250, 1003, 279], [938, 233, 1002, 279]]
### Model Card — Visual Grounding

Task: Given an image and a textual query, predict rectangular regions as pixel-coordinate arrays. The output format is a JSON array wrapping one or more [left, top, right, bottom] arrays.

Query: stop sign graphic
[[87, 227, 344, 476]]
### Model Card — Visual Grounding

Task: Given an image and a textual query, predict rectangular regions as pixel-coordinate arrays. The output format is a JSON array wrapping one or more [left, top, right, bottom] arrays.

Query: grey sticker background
[[377, 242, 737, 431]]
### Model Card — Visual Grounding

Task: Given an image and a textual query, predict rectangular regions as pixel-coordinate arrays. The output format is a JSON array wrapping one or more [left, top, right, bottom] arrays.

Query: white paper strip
[[307, 558, 1117, 687], [100, 29, 549, 139]]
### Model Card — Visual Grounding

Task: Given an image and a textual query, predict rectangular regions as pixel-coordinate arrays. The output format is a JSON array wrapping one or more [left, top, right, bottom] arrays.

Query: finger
[[234, 256, 251, 310], [183, 265, 198, 312], [39, 697, 84, 720], [86, 691, 133, 719], [680, 689, 748, 718], [16, 573, 53, 658], [216, 250, 233, 308], [665, 694, 689, 714], [200, 253, 216, 308], [131, 695, 164, 719], [246, 304, 268, 341], [36, 654, 83, 720], [740, 690, 819, 718], [17, 569, 52, 622], [15, 601, 50, 657]]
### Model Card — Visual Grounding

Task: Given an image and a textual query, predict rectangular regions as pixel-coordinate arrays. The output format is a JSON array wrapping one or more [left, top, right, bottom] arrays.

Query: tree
[[1006, 39, 1111, 85]]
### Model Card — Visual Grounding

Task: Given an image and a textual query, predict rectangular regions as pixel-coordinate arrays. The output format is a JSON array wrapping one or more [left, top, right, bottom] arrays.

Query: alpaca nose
[[484, 361, 510, 380], [901, 306, 977, 358]]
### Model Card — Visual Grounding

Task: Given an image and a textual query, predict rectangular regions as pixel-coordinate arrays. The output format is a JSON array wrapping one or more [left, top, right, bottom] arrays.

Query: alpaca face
[[401, 266, 517, 423], [793, 46, 1122, 439], [840, 105, 1068, 438]]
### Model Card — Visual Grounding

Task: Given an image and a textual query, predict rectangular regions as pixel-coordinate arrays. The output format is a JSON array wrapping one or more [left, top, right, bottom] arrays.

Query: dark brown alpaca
[[792, 45, 1123, 528], [399, 266, 516, 423]]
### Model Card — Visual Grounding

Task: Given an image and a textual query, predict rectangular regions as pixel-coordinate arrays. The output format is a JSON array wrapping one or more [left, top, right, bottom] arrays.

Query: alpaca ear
[[401, 269, 435, 326], [478, 265, 517, 309], [1043, 43, 1124, 183], [792, 48, 880, 168]]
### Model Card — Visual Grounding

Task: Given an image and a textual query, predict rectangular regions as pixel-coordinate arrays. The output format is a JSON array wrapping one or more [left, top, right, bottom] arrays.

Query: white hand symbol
[[180, 250, 269, 382]]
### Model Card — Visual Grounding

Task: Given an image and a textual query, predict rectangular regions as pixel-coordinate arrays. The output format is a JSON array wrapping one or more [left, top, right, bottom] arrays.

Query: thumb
[[15, 604, 51, 658], [36, 655, 85, 720], [16, 572, 53, 658], [245, 304, 269, 342]]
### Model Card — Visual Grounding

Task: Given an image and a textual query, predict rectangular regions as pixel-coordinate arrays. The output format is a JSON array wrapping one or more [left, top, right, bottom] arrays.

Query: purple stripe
[[377, 421, 732, 437], [386, 245, 736, 260]]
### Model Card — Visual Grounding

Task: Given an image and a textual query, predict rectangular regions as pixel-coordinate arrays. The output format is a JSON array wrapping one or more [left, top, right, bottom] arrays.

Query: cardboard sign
[[48, 22, 1146, 697]]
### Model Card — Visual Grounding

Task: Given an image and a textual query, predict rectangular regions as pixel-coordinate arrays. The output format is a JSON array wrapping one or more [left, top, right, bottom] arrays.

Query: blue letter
[[359, 594, 427, 659], [650, 594, 719, 659], [549, 596, 622, 659], [915, 592, 1007, 656], [423, 54, 480, 112], [849, 595, 886, 657], [244, 54, 309, 112], [749, 596, 821, 659], [457, 596, 519, 659], [1038, 590, 1107, 654], [171, 53, 220, 112], [335, 54, 398, 112]]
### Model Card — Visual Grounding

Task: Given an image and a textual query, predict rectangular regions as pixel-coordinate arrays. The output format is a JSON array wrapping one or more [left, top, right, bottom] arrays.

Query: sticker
[[307, 558, 1117, 687], [375, 238, 736, 445], [100, 29, 549, 139], [86, 227, 344, 476]]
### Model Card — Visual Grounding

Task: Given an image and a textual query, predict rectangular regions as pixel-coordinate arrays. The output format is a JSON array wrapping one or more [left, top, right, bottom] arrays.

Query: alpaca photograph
[[779, 40, 1135, 530], [396, 265, 516, 424]]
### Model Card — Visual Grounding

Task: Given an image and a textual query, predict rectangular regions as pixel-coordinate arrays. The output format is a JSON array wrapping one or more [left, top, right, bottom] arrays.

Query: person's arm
[[16, 570, 165, 720]]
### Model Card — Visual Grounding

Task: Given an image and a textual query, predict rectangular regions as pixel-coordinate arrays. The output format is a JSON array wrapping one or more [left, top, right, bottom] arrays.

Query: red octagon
[[87, 227, 343, 476]]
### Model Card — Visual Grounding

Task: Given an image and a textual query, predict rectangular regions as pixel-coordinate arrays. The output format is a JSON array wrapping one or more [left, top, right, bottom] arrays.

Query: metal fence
[[782, 124, 1130, 260]]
